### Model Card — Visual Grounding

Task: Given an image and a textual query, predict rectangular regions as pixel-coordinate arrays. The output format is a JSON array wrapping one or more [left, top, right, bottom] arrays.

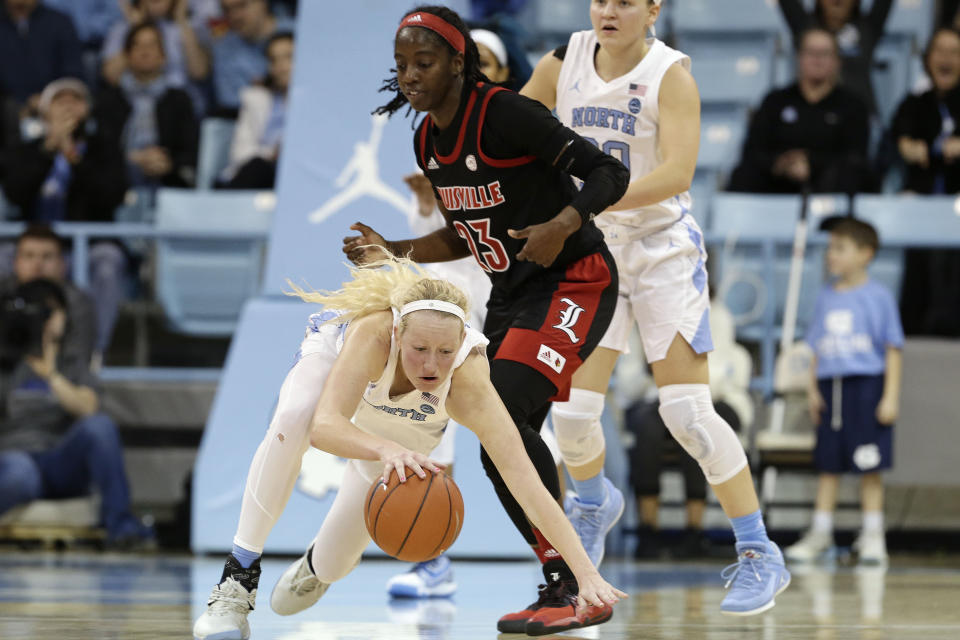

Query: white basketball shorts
[[597, 214, 714, 362]]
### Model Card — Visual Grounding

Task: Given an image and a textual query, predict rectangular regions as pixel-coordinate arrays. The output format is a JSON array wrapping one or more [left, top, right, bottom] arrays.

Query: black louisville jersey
[[414, 82, 605, 294]]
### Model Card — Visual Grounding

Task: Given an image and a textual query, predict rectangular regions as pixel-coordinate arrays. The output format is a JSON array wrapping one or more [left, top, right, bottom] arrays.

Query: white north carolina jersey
[[556, 31, 692, 236], [299, 308, 489, 455]]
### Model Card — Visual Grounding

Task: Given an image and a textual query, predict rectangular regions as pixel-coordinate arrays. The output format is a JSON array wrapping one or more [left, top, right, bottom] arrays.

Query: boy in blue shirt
[[786, 218, 904, 565]]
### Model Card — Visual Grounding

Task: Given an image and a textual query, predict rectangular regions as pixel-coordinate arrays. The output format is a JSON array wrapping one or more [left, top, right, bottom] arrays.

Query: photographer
[[0, 225, 96, 371], [1, 78, 129, 355], [0, 278, 151, 548]]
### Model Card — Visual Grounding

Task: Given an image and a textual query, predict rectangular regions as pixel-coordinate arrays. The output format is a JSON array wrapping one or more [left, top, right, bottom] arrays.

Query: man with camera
[[0, 226, 151, 548]]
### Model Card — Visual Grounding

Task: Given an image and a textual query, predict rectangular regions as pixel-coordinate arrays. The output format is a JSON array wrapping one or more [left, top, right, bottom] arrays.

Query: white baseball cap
[[38, 77, 90, 115]]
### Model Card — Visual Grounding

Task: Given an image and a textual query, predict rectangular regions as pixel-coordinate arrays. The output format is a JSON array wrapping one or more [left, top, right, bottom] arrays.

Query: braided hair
[[374, 5, 489, 122]]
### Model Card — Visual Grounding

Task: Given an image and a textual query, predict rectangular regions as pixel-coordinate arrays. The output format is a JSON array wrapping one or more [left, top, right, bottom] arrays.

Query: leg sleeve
[[233, 349, 336, 552], [480, 359, 560, 546], [308, 460, 373, 583]]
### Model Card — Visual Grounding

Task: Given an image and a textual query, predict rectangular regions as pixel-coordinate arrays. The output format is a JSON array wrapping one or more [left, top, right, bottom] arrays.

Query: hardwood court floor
[[1, 550, 959, 639]]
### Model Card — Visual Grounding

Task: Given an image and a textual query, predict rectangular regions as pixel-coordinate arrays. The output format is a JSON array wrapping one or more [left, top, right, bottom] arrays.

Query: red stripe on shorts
[[493, 253, 612, 401]]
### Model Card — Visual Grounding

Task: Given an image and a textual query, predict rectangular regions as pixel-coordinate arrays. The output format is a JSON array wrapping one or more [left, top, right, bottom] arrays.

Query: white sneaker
[[785, 529, 834, 563], [270, 548, 330, 616], [193, 555, 259, 640], [386, 554, 456, 598], [854, 530, 888, 565]]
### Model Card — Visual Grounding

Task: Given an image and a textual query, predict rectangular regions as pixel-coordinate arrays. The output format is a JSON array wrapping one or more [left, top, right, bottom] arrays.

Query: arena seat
[[672, 0, 782, 33], [689, 169, 718, 228], [153, 189, 273, 336], [196, 118, 236, 190], [856, 194, 960, 246], [698, 104, 749, 173], [887, 0, 935, 46], [873, 34, 913, 127], [681, 36, 777, 107], [0, 496, 103, 547], [531, 0, 590, 38]]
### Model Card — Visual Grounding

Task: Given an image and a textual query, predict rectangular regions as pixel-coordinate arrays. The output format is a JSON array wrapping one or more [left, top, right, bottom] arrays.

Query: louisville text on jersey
[[436, 181, 506, 211]]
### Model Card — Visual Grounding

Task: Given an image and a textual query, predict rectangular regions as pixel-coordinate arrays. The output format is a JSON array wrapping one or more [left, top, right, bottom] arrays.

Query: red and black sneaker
[[524, 579, 613, 636], [496, 581, 564, 633]]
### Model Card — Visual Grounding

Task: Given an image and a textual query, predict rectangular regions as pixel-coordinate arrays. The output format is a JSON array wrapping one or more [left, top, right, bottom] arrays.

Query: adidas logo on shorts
[[537, 344, 566, 374], [427, 157, 439, 170]]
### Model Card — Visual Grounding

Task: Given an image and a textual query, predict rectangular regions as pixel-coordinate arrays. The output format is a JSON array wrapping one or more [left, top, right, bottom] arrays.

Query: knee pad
[[550, 388, 606, 466], [658, 384, 747, 485]]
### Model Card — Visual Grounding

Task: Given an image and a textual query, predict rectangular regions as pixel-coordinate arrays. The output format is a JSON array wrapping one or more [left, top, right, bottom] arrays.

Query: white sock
[[811, 510, 833, 534], [862, 511, 884, 534]]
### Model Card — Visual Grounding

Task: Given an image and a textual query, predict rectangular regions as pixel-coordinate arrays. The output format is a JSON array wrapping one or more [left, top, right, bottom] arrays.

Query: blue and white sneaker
[[566, 477, 625, 567], [386, 554, 456, 598], [720, 541, 792, 616]]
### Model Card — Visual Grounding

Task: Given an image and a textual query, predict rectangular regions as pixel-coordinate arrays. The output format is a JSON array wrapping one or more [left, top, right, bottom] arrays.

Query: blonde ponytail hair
[[286, 254, 470, 329]]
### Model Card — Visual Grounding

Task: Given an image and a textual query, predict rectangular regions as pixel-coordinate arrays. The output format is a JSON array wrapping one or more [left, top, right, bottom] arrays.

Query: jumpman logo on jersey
[[570, 79, 581, 93], [553, 297, 585, 343], [308, 114, 411, 224]]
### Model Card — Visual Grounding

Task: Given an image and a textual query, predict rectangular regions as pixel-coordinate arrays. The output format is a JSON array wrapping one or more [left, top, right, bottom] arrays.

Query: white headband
[[399, 299, 466, 322], [471, 29, 508, 68]]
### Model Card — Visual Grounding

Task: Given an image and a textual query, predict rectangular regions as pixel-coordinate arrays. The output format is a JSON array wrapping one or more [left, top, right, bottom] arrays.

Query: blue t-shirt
[[211, 17, 294, 110], [805, 279, 904, 379]]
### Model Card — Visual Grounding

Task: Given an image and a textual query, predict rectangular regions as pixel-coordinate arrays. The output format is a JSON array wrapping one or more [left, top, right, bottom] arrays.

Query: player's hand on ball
[[343, 222, 391, 265], [575, 573, 628, 609], [378, 441, 444, 484]]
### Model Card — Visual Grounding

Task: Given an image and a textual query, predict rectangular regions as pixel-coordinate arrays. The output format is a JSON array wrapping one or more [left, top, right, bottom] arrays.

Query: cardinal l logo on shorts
[[553, 297, 584, 343]]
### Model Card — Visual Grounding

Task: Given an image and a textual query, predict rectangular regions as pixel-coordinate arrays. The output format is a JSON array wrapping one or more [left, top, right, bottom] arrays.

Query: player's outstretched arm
[[343, 221, 470, 265], [447, 352, 628, 608], [309, 312, 444, 482]]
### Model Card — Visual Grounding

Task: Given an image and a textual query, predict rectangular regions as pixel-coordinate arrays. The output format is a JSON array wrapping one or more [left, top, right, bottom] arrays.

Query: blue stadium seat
[[873, 34, 913, 126], [673, 0, 782, 33], [654, 0, 673, 41], [887, 0, 934, 45], [709, 194, 848, 387], [856, 194, 960, 246], [774, 51, 795, 87], [699, 104, 748, 173], [689, 169, 718, 228], [196, 118, 237, 190], [153, 189, 274, 336], [869, 246, 905, 296], [530, 0, 590, 37], [684, 36, 776, 107]]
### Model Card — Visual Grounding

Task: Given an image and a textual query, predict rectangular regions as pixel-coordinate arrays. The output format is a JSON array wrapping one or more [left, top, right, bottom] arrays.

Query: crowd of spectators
[[0, 0, 297, 358]]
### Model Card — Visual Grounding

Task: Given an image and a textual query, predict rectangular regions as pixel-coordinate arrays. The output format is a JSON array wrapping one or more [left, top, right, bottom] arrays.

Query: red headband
[[397, 12, 466, 54]]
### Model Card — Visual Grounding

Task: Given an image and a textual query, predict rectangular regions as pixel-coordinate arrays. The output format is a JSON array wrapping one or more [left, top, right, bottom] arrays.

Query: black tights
[[479, 359, 560, 546]]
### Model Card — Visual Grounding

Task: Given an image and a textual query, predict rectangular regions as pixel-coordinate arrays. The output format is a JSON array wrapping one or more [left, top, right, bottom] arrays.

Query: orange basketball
[[364, 467, 464, 562]]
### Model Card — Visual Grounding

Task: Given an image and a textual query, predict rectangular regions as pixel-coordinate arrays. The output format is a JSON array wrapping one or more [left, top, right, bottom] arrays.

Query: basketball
[[364, 468, 464, 562]]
